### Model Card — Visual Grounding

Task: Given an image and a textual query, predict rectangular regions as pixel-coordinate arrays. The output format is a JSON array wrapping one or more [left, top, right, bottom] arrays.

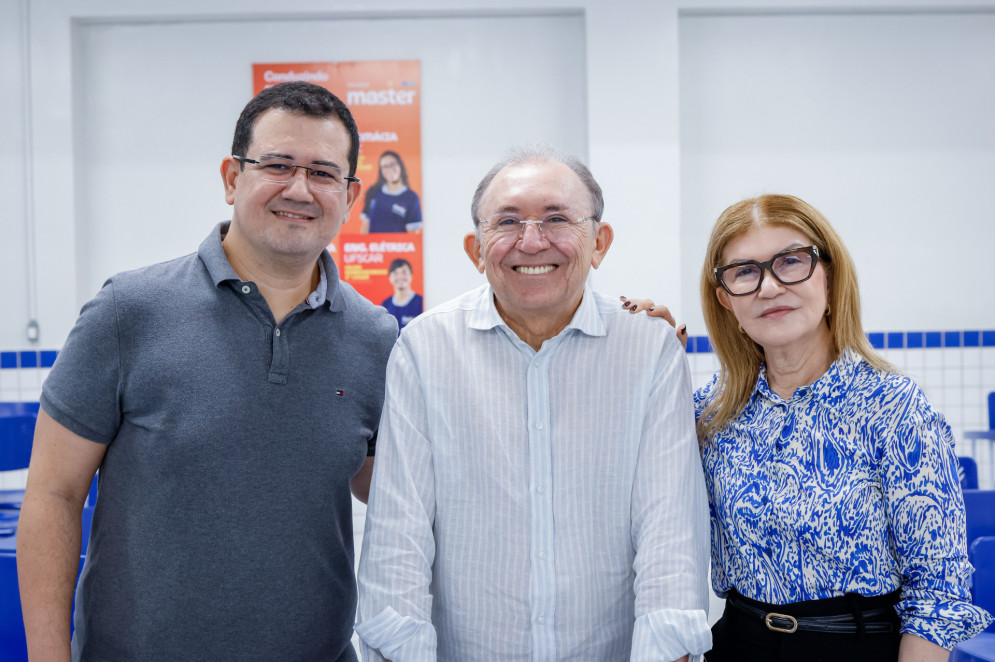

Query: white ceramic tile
[[963, 407, 984, 429], [925, 351, 944, 369], [0, 468, 29, 490], [880, 349, 902, 366], [19, 386, 41, 401], [0, 370, 17, 391], [943, 369, 962, 390], [963, 369, 982, 388]]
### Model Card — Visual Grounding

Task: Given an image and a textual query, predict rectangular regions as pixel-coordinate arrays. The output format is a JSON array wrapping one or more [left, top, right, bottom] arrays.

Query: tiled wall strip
[[1, 350, 58, 369], [684, 330, 995, 354], [2, 331, 994, 362]]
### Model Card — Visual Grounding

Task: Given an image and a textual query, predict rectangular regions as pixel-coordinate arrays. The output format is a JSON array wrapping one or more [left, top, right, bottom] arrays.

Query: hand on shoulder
[[619, 296, 688, 349]]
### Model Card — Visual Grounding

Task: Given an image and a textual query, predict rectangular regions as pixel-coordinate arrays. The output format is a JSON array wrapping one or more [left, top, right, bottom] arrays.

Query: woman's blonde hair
[[697, 193, 890, 441]]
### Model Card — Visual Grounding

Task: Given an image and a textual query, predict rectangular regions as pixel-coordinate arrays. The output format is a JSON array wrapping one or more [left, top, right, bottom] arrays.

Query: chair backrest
[[0, 415, 36, 472], [970, 536, 995, 633], [959, 456, 980, 490], [964, 490, 995, 554], [989, 391, 995, 430]]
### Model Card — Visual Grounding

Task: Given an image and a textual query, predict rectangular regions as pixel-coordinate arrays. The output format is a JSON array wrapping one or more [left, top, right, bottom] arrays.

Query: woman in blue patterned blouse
[[627, 193, 990, 661]]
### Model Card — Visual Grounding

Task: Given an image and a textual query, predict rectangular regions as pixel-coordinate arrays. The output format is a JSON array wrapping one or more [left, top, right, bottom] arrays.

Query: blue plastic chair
[[0, 415, 36, 473], [0, 413, 38, 661], [964, 490, 995, 558], [951, 490, 995, 661], [962, 457, 981, 490], [1, 409, 96, 661], [964, 392, 995, 486]]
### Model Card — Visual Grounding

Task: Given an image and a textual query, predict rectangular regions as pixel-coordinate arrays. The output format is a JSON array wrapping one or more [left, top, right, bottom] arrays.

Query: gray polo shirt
[[41, 222, 397, 662]]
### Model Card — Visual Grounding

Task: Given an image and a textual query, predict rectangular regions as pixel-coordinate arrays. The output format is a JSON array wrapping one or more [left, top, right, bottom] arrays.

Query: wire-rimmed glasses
[[477, 210, 595, 242], [233, 155, 359, 193]]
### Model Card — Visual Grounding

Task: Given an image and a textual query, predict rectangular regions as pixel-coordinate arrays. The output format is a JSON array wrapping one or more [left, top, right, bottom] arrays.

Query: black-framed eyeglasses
[[714, 246, 827, 296], [233, 155, 360, 193]]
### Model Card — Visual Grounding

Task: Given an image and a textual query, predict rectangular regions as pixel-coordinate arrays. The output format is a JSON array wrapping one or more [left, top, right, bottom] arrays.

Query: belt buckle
[[764, 612, 798, 633]]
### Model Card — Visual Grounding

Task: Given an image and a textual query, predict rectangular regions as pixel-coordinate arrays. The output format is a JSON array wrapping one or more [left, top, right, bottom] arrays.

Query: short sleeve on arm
[[40, 279, 124, 445]]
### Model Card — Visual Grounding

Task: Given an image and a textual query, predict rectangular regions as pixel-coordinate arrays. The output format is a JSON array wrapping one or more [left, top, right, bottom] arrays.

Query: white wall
[[2, 0, 995, 350], [679, 9, 995, 335], [73, 12, 587, 305], [0, 0, 30, 347]]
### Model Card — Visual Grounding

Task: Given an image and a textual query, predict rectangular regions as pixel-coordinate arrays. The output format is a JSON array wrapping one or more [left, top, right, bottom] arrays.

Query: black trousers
[[705, 590, 902, 662]]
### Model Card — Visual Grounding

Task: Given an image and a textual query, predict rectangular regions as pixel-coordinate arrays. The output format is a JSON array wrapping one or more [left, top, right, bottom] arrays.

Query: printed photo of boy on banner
[[253, 60, 423, 333]]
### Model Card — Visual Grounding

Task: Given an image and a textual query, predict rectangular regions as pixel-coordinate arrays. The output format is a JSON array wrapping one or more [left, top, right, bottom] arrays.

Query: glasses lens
[[305, 165, 347, 192], [484, 212, 586, 239], [254, 157, 347, 192], [771, 249, 815, 284], [722, 264, 762, 295]]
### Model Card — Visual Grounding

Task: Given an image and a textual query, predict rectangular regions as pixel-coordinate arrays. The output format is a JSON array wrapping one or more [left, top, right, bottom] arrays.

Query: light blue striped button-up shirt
[[356, 284, 711, 662]]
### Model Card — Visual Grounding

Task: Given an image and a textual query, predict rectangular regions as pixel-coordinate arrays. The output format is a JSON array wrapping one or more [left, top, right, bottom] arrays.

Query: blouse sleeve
[[878, 379, 993, 648]]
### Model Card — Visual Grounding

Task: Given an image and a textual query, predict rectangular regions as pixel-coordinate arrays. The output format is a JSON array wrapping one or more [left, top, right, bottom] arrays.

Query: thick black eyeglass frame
[[232, 155, 361, 188], [714, 245, 827, 297]]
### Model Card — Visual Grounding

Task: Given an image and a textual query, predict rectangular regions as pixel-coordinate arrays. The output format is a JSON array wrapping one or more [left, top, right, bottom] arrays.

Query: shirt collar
[[198, 221, 346, 312], [467, 283, 606, 338], [754, 348, 860, 405]]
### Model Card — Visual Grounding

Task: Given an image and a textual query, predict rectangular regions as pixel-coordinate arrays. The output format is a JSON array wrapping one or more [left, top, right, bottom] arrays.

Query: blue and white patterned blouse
[[694, 350, 993, 648]]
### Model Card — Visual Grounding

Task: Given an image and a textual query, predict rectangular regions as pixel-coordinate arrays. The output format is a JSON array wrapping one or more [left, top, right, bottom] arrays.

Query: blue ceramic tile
[[697, 336, 712, 354], [906, 332, 923, 349], [964, 331, 980, 347], [925, 332, 942, 348], [887, 332, 904, 349], [944, 331, 961, 348], [0, 352, 16, 369], [684, 336, 694, 353], [868, 332, 885, 349], [984, 330, 995, 347], [19, 351, 38, 368], [40, 350, 58, 368]]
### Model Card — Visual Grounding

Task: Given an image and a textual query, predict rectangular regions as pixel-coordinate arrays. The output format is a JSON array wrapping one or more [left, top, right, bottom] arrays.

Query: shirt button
[[275, 329, 281, 337], [536, 486, 544, 494], [537, 615, 545, 625], [241, 285, 251, 294], [535, 422, 543, 430], [538, 551, 546, 560]]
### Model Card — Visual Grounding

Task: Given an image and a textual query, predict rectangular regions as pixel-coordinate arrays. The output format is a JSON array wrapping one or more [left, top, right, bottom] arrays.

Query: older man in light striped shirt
[[356, 146, 711, 662]]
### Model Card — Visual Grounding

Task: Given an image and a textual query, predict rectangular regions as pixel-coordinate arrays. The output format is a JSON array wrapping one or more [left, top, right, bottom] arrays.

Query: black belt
[[726, 592, 898, 635]]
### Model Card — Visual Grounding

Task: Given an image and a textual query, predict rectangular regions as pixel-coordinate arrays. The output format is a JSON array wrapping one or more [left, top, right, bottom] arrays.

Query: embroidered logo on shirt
[[391, 203, 408, 217]]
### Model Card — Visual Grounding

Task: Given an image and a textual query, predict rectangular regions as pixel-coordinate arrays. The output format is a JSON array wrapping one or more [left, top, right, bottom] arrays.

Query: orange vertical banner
[[253, 61, 424, 331]]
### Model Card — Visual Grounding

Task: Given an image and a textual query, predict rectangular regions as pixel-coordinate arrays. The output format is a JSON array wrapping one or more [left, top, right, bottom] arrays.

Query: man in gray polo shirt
[[16, 82, 397, 662]]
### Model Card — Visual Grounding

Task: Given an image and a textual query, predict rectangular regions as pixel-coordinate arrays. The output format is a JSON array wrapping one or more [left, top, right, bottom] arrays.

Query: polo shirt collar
[[199, 221, 346, 312]]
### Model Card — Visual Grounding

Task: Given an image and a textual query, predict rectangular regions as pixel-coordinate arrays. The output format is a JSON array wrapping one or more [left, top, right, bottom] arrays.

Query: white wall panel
[[679, 10, 995, 333], [74, 13, 587, 307]]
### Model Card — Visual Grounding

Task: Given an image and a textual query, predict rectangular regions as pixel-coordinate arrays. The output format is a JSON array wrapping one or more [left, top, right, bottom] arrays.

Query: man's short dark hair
[[231, 81, 361, 176], [388, 258, 413, 274]]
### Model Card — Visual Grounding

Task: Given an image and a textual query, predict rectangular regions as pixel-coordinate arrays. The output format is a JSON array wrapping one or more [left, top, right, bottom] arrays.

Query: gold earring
[[738, 323, 745, 333], [826, 303, 832, 318]]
